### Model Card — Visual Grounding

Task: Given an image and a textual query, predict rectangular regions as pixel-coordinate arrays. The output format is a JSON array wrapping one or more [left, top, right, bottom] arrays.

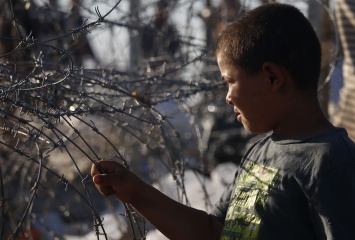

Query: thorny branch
[[0, 0, 226, 239]]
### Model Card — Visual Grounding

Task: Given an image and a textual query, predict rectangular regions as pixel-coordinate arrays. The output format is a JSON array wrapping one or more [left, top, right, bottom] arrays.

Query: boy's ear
[[262, 62, 286, 91]]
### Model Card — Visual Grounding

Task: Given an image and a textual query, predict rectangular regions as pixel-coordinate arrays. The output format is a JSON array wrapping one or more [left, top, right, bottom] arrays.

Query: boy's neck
[[273, 93, 335, 138]]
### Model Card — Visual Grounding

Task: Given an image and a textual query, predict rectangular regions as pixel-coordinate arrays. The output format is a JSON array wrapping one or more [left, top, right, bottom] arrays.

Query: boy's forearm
[[130, 182, 223, 240]]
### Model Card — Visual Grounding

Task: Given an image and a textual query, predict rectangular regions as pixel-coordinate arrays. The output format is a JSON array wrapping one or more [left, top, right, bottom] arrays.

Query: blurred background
[[0, 0, 353, 239]]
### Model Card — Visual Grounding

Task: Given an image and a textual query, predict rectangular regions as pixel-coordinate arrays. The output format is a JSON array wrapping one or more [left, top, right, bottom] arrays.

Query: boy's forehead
[[217, 58, 244, 80], [217, 54, 239, 71], [217, 53, 232, 67]]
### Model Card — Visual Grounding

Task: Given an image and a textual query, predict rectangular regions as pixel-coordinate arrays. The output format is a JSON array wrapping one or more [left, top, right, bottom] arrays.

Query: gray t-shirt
[[212, 128, 355, 240]]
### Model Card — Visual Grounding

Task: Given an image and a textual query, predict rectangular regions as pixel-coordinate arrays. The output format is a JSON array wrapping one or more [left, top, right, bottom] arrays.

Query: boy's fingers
[[93, 174, 118, 196], [93, 173, 118, 186], [91, 163, 101, 176], [91, 160, 120, 176], [96, 185, 115, 196], [92, 174, 101, 184]]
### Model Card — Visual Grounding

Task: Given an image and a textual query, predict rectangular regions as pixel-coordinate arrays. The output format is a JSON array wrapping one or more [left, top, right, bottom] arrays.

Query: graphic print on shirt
[[220, 160, 281, 240]]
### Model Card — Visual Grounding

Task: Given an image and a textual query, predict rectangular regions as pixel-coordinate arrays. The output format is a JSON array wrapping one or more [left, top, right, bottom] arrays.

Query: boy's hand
[[91, 161, 224, 240], [91, 160, 144, 203]]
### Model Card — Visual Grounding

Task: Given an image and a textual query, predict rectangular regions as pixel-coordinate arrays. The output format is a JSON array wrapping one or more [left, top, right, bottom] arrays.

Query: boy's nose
[[226, 95, 233, 106]]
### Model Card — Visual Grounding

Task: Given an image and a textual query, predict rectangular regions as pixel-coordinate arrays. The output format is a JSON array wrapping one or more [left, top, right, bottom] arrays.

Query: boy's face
[[217, 54, 276, 134]]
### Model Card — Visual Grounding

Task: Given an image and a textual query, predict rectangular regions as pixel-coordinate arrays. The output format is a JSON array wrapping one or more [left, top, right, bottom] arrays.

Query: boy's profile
[[91, 3, 355, 240]]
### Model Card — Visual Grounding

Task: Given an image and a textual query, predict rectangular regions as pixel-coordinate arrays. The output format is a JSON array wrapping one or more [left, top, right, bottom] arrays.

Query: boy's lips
[[236, 114, 242, 122], [234, 109, 242, 122]]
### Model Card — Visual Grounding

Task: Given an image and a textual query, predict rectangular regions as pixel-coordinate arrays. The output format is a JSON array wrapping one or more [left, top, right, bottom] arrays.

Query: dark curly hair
[[216, 3, 321, 91]]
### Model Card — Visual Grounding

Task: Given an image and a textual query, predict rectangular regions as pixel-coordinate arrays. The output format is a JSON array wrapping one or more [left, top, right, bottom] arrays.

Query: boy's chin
[[243, 124, 271, 135]]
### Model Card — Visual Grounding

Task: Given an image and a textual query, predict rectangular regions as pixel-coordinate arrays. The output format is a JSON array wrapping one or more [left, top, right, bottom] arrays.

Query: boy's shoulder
[[300, 127, 355, 156], [263, 127, 353, 147], [242, 128, 355, 189], [246, 127, 355, 164]]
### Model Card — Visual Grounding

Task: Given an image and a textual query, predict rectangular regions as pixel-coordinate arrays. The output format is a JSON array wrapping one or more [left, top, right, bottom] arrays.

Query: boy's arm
[[91, 160, 224, 240]]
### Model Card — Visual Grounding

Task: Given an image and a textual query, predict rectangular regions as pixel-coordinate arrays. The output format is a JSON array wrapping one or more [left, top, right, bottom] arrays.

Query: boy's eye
[[221, 76, 236, 87], [226, 79, 235, 85], [221, 77, 233, 84]]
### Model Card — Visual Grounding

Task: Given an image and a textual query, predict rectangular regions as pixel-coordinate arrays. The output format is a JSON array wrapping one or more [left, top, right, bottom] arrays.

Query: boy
[[91, 3, 355, 240]]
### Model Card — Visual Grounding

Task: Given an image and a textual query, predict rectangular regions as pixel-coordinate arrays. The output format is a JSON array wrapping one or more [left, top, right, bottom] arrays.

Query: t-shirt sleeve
[[309, 163, 355, 240], [210, 181, 234, 223]]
